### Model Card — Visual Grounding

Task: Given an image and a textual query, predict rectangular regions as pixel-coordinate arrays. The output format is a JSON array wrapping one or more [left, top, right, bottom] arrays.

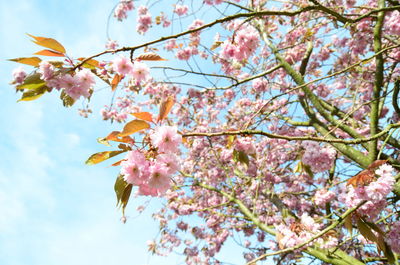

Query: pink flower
[[314, 189, 335, 206], [387, 221, 400, 253], [147, 163, 170, 191], [105, 39, 119, 50], [156, 153, 180, 174], [174, 5, 188, 16], [234, 137, 256, 154], [60, 74, 80, 99], [75, 69, 95, 92], [12, 67, 26, 84], [120, 150, 149, 185], [176, 48, 192, 60], [150, 126, 182, 154], [114, 0, 134, 21], [38, 61, 55, 81], [130, 62, 150, 82], [113, 56, 134, 75]]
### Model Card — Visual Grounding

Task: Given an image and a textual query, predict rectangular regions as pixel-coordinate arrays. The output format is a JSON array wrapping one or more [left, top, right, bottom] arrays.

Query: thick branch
[[369, 0, 386, 162]]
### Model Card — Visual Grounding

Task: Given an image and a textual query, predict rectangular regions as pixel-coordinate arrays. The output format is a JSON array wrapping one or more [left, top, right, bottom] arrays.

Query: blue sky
[[0, 1, 181, 264], [0, 1, 251, 265]]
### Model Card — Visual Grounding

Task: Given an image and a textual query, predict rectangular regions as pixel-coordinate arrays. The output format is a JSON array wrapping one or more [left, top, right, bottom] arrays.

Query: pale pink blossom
[[150, 126, 182, 153], [113, 56, 134, 75], [38, 61, 55, 81], [174, 5, 188, 16], [120, 150, 149, 185], [130, 62, 150, 82], [105, 39, 119, 50], [12, 67, 26, 84], [156, 154, 180, 175], [75, 69, 95, 92], [114, 0, 134, 21]]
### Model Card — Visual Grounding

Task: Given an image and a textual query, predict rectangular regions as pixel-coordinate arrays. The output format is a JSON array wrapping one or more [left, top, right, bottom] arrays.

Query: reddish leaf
[[136, 52, 167, 61], [27, 33, 66, 53], [367, 160, 388, 170], [131, 112, 153, 122], [34, 49, 64, 57], [85, 150, 125, 165], [157, 96, 175, 122], [118, 120, 150, 137], [347, 169, 375, 187], [9, 57, 42, 67], [110, 159, 124, 167], [111, 74, 122, 91]]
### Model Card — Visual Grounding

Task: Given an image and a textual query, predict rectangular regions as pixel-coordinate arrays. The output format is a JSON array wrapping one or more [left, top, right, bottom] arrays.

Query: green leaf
[[303, 164, 315, 178], [114, 175, 133, 214], [85, 150, 125, 165], [9, 57, 42, 67], [60, 90, 75, 107], [18, 86, 47, 102], [17, 73, 45, 90], [233, 149, 249, 166]]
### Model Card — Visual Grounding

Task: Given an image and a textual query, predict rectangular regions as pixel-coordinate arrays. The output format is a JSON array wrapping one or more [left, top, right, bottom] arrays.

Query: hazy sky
[[0, 1, 183, 264]]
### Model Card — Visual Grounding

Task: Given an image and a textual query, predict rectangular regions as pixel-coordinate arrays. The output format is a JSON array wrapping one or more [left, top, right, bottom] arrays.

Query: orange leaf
[[347, 169, 375, 187], [110, 159, 124, 167], [8, 57, 42, 67], [131, 112, 153, 122], [119, 120, 150, 137], [367, 160, 388, 170], [136, 52, 167, 61], [111, 74, 122, 91], [34, 49, 65, 57], [27, 33, 66, 53], [157, 96, 175, 122], [104, 131, 134, 144]]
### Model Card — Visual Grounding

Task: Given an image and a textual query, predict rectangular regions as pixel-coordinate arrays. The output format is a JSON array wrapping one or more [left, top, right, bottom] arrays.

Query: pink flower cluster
[[105, 39, 119, 50], [120, 126, 182, 196], [252, 78, 268, 93], [37, 61, 95, 100], [385, 11, 400, 35], [112, 56, 150, 83], [341, 164, 395, 219], [301, 141, 336, 173], [314, 189, 335, 206], [114, 0, 134, 21], [174, 5, 188, 16], [386, 221, 400, 253], [234, 137, 256, 155], [276, 213, 337, 249], [220, 20, 260, 62], [12, 67, 26, 84], [137, 5, 152, 34]]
